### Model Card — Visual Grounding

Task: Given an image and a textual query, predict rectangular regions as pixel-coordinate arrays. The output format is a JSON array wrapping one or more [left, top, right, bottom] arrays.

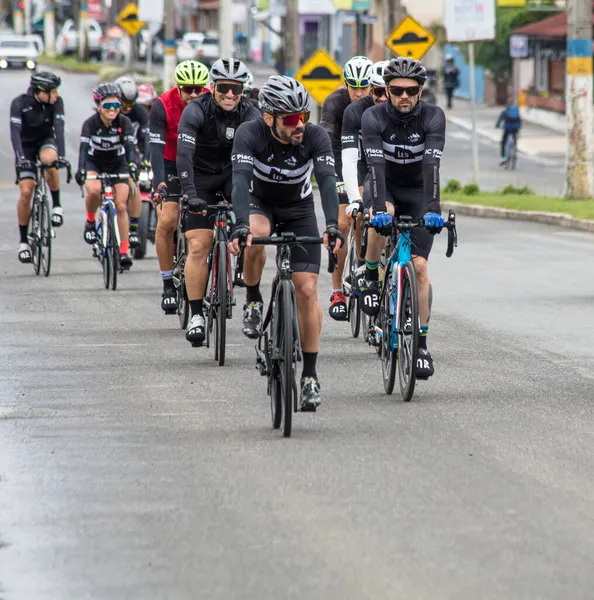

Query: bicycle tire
[[268, 327, 283, 429], [107, 208, 118, 291], [398, 262, 419, 402], [349, 294, 361, 338], [279, 279, 295, 438], [381, 267, 397, 395], [176, 234, 189, 329], [133, 201, 150, 259], [100, 216, 110, 290], [32, 197, 42, 275], [214, 243, 227, 366], [360, 304, 370, 343], [41, 197, 52, 277]]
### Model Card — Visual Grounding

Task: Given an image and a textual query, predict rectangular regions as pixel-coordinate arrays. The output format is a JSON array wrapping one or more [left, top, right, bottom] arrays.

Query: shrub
[[462, 182, 480, 196], [444, 179, 462, 193]]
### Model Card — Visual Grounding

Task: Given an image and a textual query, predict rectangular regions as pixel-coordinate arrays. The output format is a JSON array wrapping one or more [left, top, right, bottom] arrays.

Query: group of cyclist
[[9, 51, 449, 410]]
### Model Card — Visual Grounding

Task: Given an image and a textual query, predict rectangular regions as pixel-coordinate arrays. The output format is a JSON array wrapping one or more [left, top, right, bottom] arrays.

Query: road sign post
[[385, 16, 435, 60], [295, 48, 344, 108]]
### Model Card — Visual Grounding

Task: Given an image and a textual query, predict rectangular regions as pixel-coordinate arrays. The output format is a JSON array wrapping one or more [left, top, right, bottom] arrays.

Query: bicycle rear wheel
[[214, 243, 227, 366], [41, 197, 52, 277], [381, 271, 397, 395], [398, 262, 419, 402], [279, 279, 296, 438], [32, 198, 42, 275], [107, 208, 118, 291]]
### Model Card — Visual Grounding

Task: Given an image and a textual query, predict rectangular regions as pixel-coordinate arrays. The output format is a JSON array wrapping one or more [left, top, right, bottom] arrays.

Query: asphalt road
[[1, 69, 594, 600]]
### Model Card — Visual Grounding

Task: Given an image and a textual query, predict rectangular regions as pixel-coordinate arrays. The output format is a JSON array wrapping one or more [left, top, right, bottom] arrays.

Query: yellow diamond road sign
[[295, 48, 344, 106], [385, 16, 435, 61], [117, 2, 145, 37]]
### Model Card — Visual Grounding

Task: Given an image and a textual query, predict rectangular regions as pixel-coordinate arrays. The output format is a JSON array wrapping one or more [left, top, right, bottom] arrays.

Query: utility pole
[[23, 0, 31, 34], [285, 0, 300, 76], [565, 0, 593, 198], [78, 1, 89, 62], [44, 0, 56, 57], [219, 0, 233, 57], [164, 0, 177, 91]]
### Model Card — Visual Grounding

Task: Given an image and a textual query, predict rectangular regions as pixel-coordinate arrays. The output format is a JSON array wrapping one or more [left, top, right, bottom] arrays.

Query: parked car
[[56, 18, 103, 60], [176, 32, 204, 62], [195, 35, 219, 67], [0, 36, 38, 70], [139, 30, 164, 63]]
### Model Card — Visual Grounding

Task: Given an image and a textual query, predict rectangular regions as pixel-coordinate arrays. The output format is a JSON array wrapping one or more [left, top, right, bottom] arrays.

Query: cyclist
[[229, 76, 343, 410], [136, 82, 158, 117], [320, 55, 373, 321], [360, 57, 446, 380], [150, 60, 210, 314], [10, 71, 66, 263], [496, 102, 521, 165], [115, 76, 150, 249], [243, 72, 261, 111], [75, 83, 138, 269], [176, 58, 260, 346]]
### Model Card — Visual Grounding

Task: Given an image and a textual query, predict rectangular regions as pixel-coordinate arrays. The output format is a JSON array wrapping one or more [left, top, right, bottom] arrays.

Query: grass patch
[[445, 191, 594, 220], [38, 54, 102, 73]]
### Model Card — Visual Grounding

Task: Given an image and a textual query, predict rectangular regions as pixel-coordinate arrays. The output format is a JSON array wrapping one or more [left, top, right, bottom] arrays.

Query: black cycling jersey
[[124, 104, 150, 159], [176, 94, 260, 199], [10, 88, 66, 157], [361, 101, 446, 214], [231, 118, 339, 227], [320, 87, 351, 180], [78, 112, 136, 171]]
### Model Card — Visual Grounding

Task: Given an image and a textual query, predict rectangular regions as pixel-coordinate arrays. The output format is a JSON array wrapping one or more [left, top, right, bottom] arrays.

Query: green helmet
[[174, 60, 210, 86]]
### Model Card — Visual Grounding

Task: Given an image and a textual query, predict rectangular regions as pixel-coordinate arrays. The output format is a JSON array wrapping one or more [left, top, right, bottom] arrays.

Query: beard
[[273, 121, 304, 145], [394, 96, 419, 114]]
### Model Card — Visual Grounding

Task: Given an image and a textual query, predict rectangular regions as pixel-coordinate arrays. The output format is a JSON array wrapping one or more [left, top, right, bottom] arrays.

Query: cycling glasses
[[121, 101, 134, 109], [278, 112, 310, 126], [372, 86, 387, 98], [389, 85, 420, 97], [180, 85, 205, 95], [345, 78, 370, 88], [101, 101, 121, 110], [216, 82, 244, 96]]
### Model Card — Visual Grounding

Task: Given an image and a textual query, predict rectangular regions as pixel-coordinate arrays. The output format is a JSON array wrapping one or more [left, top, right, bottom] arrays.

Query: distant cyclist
[[149, 60, 210, 314], [136, 82, 158, 117], [242, 72, 261, 111], [496, 103, 521, 165], [10, 71, 66, 263], [320, 55, 373, 321]]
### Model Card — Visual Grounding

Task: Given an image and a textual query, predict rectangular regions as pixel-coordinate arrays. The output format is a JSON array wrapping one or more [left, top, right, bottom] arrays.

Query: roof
[[512, 5, 594, 38]]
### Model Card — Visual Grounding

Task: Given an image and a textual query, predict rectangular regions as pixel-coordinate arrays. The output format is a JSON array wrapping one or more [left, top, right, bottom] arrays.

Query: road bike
[[503, 134, 518, 171], [133, 164, 157, 259]]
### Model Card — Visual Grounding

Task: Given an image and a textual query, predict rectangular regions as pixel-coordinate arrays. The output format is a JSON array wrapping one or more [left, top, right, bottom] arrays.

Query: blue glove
[[371, 212, 393, 233], [423, 212, 444, 233]]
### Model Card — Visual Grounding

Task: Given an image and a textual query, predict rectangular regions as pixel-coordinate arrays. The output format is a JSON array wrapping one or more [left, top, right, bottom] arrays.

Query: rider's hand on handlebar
[[153, 182, 167, 203], [371, 211, 393, 235], [188, 196, 208, 214], [423, 212, 445, 234], [74, 168, 86, 187], [345, 200, 363, 219], [229, 225, 251, 256], [324, 224, 344, 254]]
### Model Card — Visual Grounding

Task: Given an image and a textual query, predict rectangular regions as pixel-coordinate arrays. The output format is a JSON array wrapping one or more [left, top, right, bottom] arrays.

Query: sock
[[51, 189, 61, 208], [365, 259, 379, 281], [120, 240, 129, 255], [19, 225, 28, 244], [130, 217, 139, 232], [331, 288, 342, 294], [302, 351, 318, 379], [189, 299, 203, 317], [161, 270, 174, 291], [86, 210, 96, 223], [419, 326, 428, 350], [246, 282, 262, 304]]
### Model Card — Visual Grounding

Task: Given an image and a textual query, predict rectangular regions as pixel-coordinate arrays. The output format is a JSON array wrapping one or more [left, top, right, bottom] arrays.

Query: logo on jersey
[[285, 156, 297, 166], [267, 153, 274, 163], [226, 127, 235, 140], [232, 153, 253, 165], [425, 148, 442, 159], [365, 148, 383, 159], [178, 133, 195, 145], [341, 134, 355, 144], [315, 155, 335, 167], [408, 133, 421, 143]]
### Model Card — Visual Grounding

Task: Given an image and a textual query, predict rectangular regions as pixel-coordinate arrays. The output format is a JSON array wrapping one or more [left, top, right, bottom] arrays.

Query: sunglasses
[[389, 85, 420, 97], [216, 82, 243, 96], [278, 112, 310, 127], [345, 78, 370, 89], [180, 85, 205, 95], [372, 86, 387, 98], [121, 101, 134, 109], [101, 101, 121, 110]]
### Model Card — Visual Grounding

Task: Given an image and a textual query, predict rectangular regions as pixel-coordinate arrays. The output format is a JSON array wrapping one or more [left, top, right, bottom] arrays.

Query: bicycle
[[27, 158, 72, 277], [165, 193, 187, 329], [503, 134, 518, 171], [134, 164, 157, 259], [367, 210, 457, 401], [85, 173, 130, 291], [238, 232, 337, 438]]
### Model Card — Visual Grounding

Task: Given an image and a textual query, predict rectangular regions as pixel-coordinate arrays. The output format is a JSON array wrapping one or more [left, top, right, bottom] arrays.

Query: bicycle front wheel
[[100, 219, 110, 290], [380, 272, 397, 395], [176, 234, 189, 329], [41, 197, 52, 277], [398, 262, 419, 402], [279, 279, 296, 438], [107, 208, 118, 291], [214, 243, 228, 366], [32, 198, 42, 275]]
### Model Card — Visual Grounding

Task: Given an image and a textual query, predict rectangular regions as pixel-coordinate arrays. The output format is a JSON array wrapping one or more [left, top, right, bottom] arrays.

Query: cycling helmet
[[137, 83, 158, 108], [93, 82, 122, 104], [114, 76, 138, 103], [383, 57, 427, 85], [31, 71, 61, 92], [258, 76, 310, 114], [174, 60, 210, 86], [370, 60, 389, 87], [244, 72, 254, 91], [210, 58, 250, 84], [343, 56, 373, 87]]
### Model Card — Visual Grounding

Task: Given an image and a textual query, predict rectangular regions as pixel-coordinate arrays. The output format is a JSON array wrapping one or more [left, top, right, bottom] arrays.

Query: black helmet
[[31, 71, 61, 92], [258, 75, 309, 114], [383, 57, 427, 85], [93, 82, 122, 103]]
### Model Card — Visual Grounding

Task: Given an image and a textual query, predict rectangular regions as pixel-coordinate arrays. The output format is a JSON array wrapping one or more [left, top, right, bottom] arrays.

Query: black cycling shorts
[[15, 138, 58, 181], [185, 170, 232, 232], [162, 159, 182, 203], [249, 195, 321, 274], [86, 159, 130, 183], [363, 178, 434, 261]]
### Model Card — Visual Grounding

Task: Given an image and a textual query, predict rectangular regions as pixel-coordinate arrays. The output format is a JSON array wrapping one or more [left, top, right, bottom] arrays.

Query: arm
[[176, 102, 205, 199], [10, 97, 24, 157], [121, 116, 137, 165], [77, 117, 91, 171], [320, 94, 343, 174], [311, 127, 339, 227], [496, 110, 505, 129], [136, 105, 150, 159], [422, 107, 446, 214], [231, 123, 255, 227], [149, 99, 167, 186], [361, 109, 387, 213], [341, 105, 362, 202], [53, 96, 66, 157]]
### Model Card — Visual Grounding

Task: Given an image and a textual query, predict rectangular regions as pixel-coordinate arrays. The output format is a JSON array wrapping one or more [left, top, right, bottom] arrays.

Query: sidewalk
[[441, 94, 565, 158]]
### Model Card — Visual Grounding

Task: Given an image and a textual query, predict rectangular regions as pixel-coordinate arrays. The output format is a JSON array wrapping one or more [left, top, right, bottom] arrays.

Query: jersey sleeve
[[121, 116, 137, 165], [149, 98, 167, 186], [78, 117, 92, 171], [310, 125, 339, 227], [422, 107, 446, 214], [136, 105, 150, 159], [53, 96, 66, 157], [231, 122, 256, 227], [361, 108, 387, 213], [341, 103, 362, 202], [10, 96, 24, 157], [176, 102, 205, 199], [320, 94, 343, 177]]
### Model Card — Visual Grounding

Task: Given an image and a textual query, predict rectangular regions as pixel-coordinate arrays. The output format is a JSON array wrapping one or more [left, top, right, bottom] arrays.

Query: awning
[[512, 4, 594, 38]]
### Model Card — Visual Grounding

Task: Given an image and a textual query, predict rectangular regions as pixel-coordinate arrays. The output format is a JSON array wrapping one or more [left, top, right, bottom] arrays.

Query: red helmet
[[137, 83, 158, 108]]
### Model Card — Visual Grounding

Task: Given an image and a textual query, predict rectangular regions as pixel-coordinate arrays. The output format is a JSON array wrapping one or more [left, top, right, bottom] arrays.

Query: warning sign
[[295, 48, 344, 106], [385, 16, 435, 61], [116, 3, 146, 37]]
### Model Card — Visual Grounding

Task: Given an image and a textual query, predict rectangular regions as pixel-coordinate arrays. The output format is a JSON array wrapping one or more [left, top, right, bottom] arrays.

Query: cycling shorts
[[249, 195, 321, 274], [162, 159, 182, 203], [185, 170, 232, 232], [86, 159, 130, 183], [15, 138, 58, 181]]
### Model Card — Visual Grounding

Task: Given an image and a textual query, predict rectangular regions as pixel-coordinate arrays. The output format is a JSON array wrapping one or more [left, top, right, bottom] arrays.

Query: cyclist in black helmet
[[10, 71, 66, 264]]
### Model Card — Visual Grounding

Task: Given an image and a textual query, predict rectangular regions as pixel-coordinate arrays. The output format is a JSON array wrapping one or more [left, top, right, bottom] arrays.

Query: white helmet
[[370, 60, 389, 87], [343, 56, 373, 87], [245, 71, 254, 91], [114, 76, 138, 103]]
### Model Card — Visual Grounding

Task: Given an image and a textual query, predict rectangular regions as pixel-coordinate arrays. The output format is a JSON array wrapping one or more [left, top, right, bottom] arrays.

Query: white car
[[139, 30, 164, 63], [195, 35, 219, 67], [0, 36, 38, 71], [176, 32, 204, 62], [56, 18, 103, 60]]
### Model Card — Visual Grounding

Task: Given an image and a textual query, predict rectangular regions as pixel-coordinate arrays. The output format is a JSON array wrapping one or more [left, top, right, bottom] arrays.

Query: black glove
[[230, 225, 251, 245], [16, 155, 33, 171], [128, 162, 139, 181], [188, 196, 208, 213], [154, 182, 168, 201], [142, 158, 151, 169], [75, 168, 86, 187], [325, 224, 345, 246]]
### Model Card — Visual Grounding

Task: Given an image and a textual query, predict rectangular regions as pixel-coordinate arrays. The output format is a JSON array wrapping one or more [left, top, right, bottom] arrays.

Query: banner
[[444, 0, 496, 42]]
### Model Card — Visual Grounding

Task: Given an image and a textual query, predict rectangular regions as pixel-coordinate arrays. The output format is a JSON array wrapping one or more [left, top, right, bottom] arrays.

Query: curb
[[442, 201, 594, 233]]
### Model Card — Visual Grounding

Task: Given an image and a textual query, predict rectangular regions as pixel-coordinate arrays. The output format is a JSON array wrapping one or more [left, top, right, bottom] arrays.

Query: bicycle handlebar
[[85, 173, 130, 181], [36, 158, 72, 184]]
